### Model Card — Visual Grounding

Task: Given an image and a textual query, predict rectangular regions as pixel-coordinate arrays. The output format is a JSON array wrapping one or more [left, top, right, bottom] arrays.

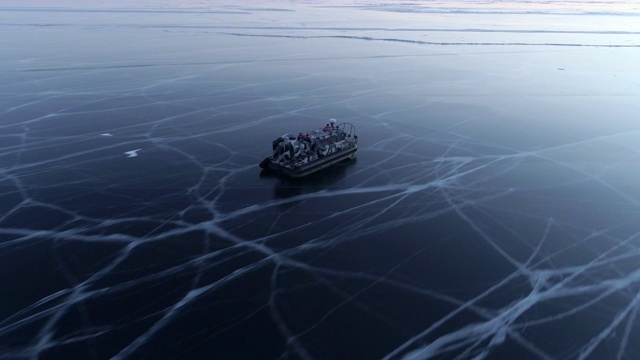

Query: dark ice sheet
[[2, 2, 640, 359]]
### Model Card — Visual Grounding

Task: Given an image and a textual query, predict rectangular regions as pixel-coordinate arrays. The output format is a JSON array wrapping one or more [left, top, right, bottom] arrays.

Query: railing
[[337, 123, 357, 142]]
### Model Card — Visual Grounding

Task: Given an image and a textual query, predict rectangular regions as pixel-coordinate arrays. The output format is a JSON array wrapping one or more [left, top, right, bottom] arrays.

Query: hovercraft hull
[[260, 145, 357, 178]]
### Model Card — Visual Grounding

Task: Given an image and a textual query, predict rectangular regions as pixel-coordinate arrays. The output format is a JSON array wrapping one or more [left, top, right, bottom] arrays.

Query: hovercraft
[[259, 119, 358, 178]]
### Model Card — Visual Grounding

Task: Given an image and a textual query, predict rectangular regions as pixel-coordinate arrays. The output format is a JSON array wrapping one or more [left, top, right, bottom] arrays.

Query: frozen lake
[[2, 1, 640, 359]]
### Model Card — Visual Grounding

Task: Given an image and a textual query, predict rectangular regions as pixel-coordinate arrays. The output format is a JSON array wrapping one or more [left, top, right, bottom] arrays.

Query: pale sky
[[2, 0, 640, 12]]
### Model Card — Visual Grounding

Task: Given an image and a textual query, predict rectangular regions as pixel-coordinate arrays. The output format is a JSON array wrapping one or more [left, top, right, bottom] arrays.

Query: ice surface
[[1, 1, 640, 359], [124, 149, 141, 158]]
